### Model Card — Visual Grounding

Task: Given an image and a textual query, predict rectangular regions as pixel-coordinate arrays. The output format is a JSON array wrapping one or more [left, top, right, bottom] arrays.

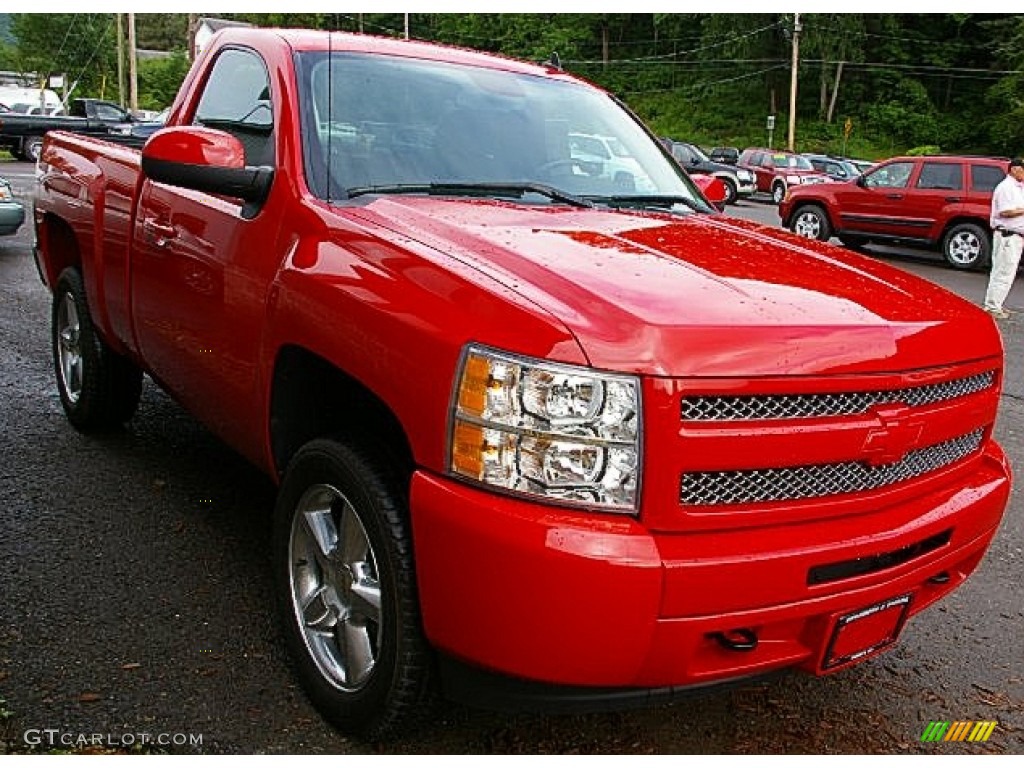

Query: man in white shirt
[[983, 157, 1024, 318]]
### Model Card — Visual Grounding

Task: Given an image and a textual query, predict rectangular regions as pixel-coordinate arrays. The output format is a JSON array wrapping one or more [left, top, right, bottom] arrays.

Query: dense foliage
[[4, 13, 1024, 159]]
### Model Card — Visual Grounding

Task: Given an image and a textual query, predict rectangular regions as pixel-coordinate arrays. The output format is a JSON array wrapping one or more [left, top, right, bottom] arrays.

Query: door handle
[[885, 193, 903, 199], [142, 219, 176, 247], [945, 196, 962, 202]]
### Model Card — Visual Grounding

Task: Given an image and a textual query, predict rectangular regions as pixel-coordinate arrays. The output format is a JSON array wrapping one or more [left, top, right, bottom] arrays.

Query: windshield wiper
[[345, 182, 594, 208], [585, 194, 710, 214]]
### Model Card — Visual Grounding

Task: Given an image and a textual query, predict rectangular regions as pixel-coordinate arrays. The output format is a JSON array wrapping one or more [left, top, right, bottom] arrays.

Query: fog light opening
[[928, 571, 951, 585]]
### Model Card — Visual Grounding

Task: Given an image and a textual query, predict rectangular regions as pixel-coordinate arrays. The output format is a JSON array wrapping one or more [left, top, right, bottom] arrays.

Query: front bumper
[[734, 179, 757, 198], [410, 443, 1009, 695]]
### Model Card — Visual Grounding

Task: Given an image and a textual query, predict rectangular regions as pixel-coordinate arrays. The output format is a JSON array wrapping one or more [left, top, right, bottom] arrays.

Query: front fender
[[262, 221, 585, 474]]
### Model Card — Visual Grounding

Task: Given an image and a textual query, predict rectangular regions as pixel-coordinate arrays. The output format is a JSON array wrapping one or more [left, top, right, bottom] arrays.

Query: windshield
[[688, 144, 711, 162], [295, 51, 699, 205], [773, 153, 815, 171]]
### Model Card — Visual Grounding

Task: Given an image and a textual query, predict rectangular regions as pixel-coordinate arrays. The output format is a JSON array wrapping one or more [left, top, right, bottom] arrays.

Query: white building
[[194, 17, 253, 60]]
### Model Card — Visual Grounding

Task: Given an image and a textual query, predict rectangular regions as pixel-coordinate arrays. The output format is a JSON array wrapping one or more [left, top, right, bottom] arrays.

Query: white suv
[[567, 132, 657, 194]]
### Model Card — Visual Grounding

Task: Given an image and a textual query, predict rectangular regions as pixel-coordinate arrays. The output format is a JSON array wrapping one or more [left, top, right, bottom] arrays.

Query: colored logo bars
[[921, 721, 998, 742]]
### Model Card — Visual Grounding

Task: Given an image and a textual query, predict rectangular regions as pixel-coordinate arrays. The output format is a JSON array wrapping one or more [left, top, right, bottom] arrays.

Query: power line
[[566, 20, 783, 65], [808, 19, 988, 52], [618, 63, 790, 97], [802, 58, 1024, 77], [70, 16, 114, 93], [53, 14, 78, 63]]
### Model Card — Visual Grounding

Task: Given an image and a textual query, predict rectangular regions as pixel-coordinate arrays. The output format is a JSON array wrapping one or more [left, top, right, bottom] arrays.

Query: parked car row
[[665, 142, 877, 202], [656, 136, 1004, 273], [661, 138, 756, 205]]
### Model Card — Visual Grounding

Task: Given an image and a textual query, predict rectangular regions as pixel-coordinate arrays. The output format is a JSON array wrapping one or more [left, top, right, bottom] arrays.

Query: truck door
[[131, 46, 281, 459]]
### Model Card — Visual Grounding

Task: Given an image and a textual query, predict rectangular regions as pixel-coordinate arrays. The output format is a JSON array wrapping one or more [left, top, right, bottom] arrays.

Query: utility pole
[[127, 12, 138, 113], [116, 13, 125, 108], [187, 14, 199, 63], [404, 13, 409, 39], [787, 12, 801, 151]]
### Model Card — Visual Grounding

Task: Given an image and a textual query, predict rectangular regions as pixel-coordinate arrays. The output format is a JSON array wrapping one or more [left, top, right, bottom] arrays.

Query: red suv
[[737, 147, 831, 203], [779, 155, 1007, 270]]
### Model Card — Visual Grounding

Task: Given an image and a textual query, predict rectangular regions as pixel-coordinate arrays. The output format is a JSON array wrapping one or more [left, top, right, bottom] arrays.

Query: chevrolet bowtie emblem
[[862, 405, 925, 466]]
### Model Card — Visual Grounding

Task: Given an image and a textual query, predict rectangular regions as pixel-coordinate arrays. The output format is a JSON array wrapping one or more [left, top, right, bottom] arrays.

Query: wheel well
[[786, 199, 830, 229], [941, 217, 989, 245], [794, 201, 830, 219], [37, 214, 80, 287], [269, 346, 414, 482]]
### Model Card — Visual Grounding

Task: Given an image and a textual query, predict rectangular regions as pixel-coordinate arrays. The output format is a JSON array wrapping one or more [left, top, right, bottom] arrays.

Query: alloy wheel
[[288, 483, 382, 692], [56, 291, 83, 405]]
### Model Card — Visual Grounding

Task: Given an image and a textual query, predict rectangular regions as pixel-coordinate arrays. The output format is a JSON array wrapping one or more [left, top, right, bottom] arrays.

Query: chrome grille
[[681, 371, 995, 422], [680, 429, 984, 506]]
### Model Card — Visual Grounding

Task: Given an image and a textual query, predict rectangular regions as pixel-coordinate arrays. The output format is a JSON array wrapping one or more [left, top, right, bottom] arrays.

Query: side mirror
[[855, 175, 867, 188], [141, 126, 273, 209]]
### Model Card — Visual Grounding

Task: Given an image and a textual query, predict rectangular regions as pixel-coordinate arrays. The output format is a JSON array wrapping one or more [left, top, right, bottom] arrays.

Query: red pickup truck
[[32, 28, 1010, 739]]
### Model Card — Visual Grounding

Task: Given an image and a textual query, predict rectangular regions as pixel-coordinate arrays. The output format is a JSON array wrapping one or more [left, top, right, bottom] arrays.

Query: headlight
[[786, 174, 802, 184], [449, 344, 641, 512], [738, 170, 754, 182], [0, 183, 12, 201]]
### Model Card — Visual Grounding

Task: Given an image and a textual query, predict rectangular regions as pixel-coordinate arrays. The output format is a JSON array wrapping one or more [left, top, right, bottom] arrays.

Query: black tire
[[838, 234, 869, 249], [789, 204, 832, 241], [52, 268, 143, 431], [273, 439, 431, 740], [23, 136, 43, 163], [943, 223, 991, 271], [718, 177, 738, 205], [770, 180, 786, 204]]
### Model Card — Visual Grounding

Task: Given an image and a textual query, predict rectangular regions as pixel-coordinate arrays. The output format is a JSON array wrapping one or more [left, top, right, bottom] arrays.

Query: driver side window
[[193, 48, 275, 166], [865, 161, 913, 189]]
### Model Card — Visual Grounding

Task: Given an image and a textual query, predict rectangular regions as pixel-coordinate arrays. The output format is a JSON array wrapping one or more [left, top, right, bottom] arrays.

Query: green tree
[[10, 13, 117, 98], [867, 78, 941, 149], [137, 51, 189, 110], [135, 14, 188, 52], [983, 16, 1024, 152]]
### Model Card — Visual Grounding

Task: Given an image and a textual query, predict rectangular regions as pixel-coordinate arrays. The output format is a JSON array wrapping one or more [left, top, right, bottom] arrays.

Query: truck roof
[[210, 27, 571, 79]]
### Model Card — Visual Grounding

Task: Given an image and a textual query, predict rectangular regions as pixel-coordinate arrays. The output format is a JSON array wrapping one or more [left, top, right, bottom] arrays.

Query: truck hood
[[350, 198, 1000, 377]]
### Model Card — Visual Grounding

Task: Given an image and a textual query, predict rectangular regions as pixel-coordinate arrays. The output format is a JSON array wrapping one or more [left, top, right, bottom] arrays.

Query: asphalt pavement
[[0, 166, 1021, 754]]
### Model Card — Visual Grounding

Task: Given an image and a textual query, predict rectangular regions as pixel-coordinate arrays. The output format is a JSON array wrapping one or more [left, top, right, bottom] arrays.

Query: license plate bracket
[[822, 594, 912, 671]]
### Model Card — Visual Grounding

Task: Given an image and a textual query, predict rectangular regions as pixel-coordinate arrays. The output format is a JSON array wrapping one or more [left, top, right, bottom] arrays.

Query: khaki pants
[[984, 231, 1023, 311]]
